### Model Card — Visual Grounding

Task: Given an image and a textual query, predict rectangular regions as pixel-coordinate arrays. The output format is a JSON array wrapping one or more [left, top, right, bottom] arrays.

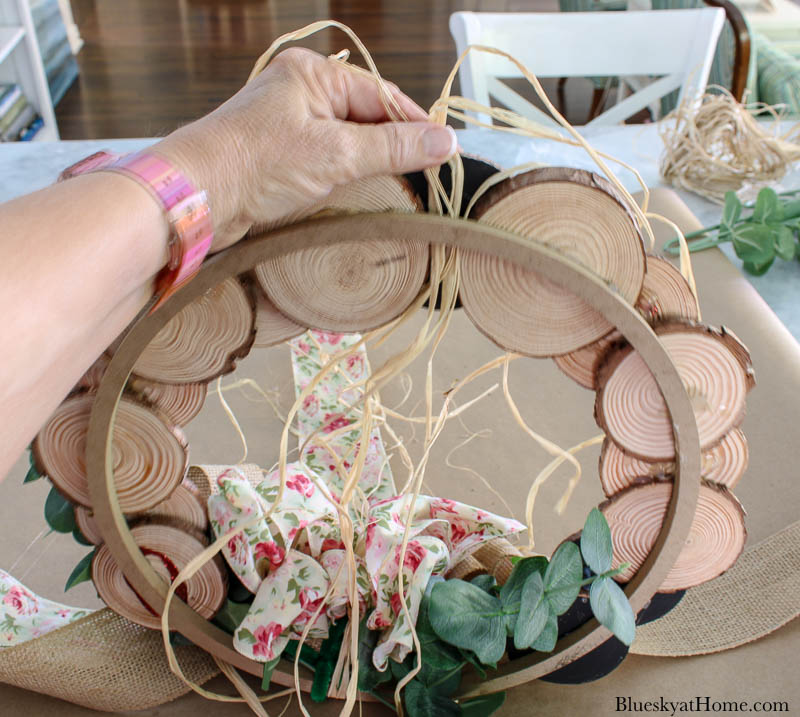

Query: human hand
[[154, 48, 457, 252]]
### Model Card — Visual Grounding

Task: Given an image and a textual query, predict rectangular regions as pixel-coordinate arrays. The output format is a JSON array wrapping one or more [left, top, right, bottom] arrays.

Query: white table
[[1, 124, 799, 343]]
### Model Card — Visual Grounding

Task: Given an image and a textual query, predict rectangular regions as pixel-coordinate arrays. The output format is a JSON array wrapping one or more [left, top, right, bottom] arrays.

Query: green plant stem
[[368, 690, 398, 712], [429, 663, 467, 689]]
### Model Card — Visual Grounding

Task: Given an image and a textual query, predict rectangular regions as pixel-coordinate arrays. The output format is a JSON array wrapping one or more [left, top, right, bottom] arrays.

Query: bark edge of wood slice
[[600, 478, 746, 592], [595, 320, 753, 461], [131, 277, 256, 384], [460, 167, 646, 357]]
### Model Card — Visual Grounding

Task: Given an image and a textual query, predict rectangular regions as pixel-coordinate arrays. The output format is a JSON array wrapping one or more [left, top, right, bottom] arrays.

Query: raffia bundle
[[660, 88, 800, 203]]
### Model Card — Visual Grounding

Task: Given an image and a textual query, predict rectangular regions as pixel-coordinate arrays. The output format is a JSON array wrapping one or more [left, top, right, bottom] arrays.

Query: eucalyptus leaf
[[459, 648, 489, 679], [543, 542, 582, 615], [499, 556, 548, 633], [459, 691, 507, 717], [513, 572, 550, 649], [732, 224, 774, 265], [429, 580, 507, 666], [404, 678, 461, 717], [775, 225, 796, 261], [212, 599, 252, 635], [722, 191, 742, 227], [45, 486, 76, 534], [470, 574, 498, 594], [72, 526, 93, 547], [743, 256, 775, 276], [23, 464, 42, 483], [416, 595, 464, 673], [530, 611, 558, 652], [580, 508, 613, 575], [357, 620, 392, 692], [65, 550, 94, 591], [752, 188, 782, 224], [589, 576, 636, 646], [261, 655, 281, 691]]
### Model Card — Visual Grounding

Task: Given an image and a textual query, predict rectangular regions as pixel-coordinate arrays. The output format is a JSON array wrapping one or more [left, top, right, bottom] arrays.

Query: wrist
[[154, 117, 250, 250]]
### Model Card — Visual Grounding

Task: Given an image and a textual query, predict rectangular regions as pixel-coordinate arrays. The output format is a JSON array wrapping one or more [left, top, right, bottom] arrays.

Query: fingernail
[[423, 125, 457, 159]]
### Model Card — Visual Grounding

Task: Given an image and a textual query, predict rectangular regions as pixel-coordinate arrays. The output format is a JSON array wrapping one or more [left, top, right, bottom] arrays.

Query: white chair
[[449, 9, 725, 127]]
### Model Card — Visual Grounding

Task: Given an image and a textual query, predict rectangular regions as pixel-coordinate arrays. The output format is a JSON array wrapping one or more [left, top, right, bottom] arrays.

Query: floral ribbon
[[210, 331, 524, 669], [0, 569, 90, 646]]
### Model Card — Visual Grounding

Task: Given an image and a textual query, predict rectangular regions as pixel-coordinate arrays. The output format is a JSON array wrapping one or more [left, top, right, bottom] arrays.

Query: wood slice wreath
[[254, 175, 429, 332], [636, 255, 700, 323], [33, 391, 188, 513], [460, 168, 646, 357], [129, 277, 256, 384], [599, 428, 748, 497], [252, 287, 305, 349], [92, 521, 227, 630], [83, 212, 704, 695], [596, 320, 753, 461], [601, 479, 747, 592]]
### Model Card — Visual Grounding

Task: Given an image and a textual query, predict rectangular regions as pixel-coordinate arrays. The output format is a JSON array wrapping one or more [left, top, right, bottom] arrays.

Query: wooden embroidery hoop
[[85, 211, 702, 698]]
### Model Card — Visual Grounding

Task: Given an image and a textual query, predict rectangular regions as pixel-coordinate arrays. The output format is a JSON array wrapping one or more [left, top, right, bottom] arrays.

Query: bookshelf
[[0, 0, 58, 140]]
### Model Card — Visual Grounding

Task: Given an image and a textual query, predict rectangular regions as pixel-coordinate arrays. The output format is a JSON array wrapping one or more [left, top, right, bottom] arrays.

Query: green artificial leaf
[[45, 486, 76, 534], [311, 617, 347, 702], [499, 556, 548, 633], [404, 678, 461, 717], [228, 579, 254, 603], [212, 599, 252, 635], [743, 256, 775, 276], [470, 574, 498, 594], [416, 595, 464, 673], [429, 580, 507, 666], [722, 191, 742, 227], [775, 225, 796, 261], [72, 526, 93, 547], [782, 199, 800, 220], [589, 576, 636, 646], [357, 619, 392, 692], [65, 550, 94, 591], [530, 611, 558, 652], [459, 691, 507, 717], [261, 655, 281, 691], [459, 648, 490, 679], [23, 464, 42, 483], [543, 541, 583, 615], [580, 508, 613, 575], [732, 224, 774, 265], [752, 187, 782, 224], [513, 572, 550, 650]]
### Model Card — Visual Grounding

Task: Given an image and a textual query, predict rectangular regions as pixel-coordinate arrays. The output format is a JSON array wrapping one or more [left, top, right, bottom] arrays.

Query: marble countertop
[[2, 125, 799, 344]]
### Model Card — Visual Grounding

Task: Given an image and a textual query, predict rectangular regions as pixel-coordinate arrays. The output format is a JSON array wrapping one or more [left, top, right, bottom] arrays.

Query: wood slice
[[596, 321, 753, 461], [553, 330, 622, 390], [75, 506, 104, 545], [75, 354, 110, 391], [636, 255, 700, 323], [131, 277, 255, 384], [598, 428, 748, 496], [33, 392, 188, 512], [254, 175, 428, 332], [145, 481, 209, 534], [600, 479, 747, 592], [92, 522, 227, 630], [460, 168, 645, 357], [252, 287, 305, 348]]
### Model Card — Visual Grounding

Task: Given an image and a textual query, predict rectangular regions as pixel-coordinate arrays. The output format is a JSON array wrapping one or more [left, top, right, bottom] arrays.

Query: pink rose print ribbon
[[0, 569, 90, 647], [210, 331, 524, 669]]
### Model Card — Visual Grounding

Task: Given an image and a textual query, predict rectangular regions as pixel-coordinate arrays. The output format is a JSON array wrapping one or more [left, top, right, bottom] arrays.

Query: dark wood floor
[[55, 0, 609, 139]]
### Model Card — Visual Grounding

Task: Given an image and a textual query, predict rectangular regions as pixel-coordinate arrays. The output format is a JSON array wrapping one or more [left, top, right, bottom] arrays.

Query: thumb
[[340, 122, 458, 178]]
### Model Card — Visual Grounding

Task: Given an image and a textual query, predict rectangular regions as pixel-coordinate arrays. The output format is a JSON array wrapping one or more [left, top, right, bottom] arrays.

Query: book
[[0, 96, 28, 134], [0, 85, 23, 119], [2, 104, 36, 142], [20, 116, 44, 141]]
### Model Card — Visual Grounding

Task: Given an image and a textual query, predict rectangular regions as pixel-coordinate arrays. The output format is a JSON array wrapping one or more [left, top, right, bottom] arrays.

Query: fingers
[[324, 55, 428, 123], [337, 120, 457, 178]]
